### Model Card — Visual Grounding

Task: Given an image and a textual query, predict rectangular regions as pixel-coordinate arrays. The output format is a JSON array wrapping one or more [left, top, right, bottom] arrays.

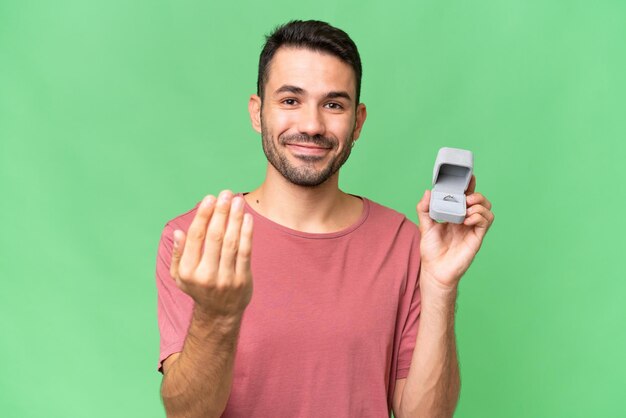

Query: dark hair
[[257, 20, 362, 105]]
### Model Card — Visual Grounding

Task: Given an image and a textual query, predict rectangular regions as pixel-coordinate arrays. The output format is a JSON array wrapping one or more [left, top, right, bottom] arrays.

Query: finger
[[235, 213, 254, 284], [217, 196, 245, 275], [465, 174, 476, 195], [463, 212, 490, 228], [464, 206, 494, 228], [179, 195, 217, 272], [416, 189, 436, 233], [466, 203, 494, 221], [467, 192, 492, 210], [169, 229, 187, 281], [198, 190, 233, 274]]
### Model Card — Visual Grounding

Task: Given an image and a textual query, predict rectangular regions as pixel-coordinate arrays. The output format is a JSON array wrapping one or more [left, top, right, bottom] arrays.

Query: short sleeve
[[155, 222, 194, 373], [394, 230, 422, 380]]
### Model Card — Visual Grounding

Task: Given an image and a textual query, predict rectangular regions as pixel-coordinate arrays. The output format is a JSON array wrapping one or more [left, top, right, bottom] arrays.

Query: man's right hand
[[169, 190, 254, 318]]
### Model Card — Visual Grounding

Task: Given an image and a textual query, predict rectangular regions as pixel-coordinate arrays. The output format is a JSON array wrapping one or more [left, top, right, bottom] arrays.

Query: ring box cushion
[[429, 147, 474, 224]]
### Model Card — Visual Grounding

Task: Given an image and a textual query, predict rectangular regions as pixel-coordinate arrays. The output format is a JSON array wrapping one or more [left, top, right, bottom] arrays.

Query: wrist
[[419, 272, 458, 311], [192, 305, 243, 332]]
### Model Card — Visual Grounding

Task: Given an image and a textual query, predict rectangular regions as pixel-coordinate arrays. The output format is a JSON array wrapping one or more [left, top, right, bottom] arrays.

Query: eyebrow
[[274, 85, 305, 96], [273, 84, 352, 102], [326, 91, 352, 101]]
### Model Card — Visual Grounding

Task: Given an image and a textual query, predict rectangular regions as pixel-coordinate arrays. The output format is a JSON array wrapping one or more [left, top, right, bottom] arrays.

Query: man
[[155, 20, 494, 418]]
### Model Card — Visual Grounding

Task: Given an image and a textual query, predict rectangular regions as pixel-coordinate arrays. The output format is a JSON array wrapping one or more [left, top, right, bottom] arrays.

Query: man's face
[[250, 47, 366, 187]]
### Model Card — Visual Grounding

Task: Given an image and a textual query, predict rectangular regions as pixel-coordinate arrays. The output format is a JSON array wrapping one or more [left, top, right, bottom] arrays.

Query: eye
[[325, 102, 343, 110], [282, 98, 298, 106]]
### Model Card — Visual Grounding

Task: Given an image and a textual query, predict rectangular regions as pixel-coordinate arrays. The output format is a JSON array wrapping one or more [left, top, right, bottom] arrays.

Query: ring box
[[429, 147, 474, 224]]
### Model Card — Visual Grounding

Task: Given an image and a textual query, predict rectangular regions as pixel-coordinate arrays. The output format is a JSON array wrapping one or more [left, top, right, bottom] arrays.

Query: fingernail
[[219, 190, 232, 203], [232, 196, 243, 210], [201, 195, 215, 208]]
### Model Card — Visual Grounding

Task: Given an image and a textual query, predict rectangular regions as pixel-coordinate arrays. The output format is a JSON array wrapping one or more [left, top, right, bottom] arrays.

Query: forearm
[[399, 278, 460, 418], [161, 306, 243, 418]]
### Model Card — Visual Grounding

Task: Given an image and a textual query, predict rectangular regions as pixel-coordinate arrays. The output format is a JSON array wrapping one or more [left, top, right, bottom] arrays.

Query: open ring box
[[429, 147, 474, 224]]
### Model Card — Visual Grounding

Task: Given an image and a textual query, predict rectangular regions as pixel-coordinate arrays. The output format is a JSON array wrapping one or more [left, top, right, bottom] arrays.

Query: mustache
[[279, 134, 336, 148]]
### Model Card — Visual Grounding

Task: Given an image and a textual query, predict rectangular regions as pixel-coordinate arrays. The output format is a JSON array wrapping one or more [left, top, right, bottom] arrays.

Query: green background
[[1, 0, 625, 416]]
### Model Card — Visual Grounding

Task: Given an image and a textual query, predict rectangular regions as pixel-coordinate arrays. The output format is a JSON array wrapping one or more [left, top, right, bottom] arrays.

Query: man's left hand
[[416, 175, 494, 294]]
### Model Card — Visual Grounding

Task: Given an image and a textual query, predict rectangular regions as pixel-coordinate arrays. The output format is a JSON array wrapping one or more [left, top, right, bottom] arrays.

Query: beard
[[260, 121, 355, 187]]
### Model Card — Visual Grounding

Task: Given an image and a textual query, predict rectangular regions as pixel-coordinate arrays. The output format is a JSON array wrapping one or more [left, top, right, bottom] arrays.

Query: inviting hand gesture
[[169, 190, 254, 318], [416, 175, 494, 293]]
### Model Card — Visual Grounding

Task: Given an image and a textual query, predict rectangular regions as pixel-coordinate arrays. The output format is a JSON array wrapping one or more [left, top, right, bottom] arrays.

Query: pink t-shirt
[[156, 195, 422, 417]]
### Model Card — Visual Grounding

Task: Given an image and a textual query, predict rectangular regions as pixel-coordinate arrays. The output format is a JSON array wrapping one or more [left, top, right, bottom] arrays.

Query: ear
[[248, 94, 262, 134], [351, 103, 367, 142]]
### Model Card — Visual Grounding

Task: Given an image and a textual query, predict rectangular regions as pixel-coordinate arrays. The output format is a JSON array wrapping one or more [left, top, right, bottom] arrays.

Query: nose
[[297, 105, 326, 137]]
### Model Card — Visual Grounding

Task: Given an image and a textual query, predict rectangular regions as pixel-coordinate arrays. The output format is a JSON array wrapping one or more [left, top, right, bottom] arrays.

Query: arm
[[160, 191, 254, 418], [396, 281, 460, 418], [160, 308, 243, 418], [397, 176, 493, 417]]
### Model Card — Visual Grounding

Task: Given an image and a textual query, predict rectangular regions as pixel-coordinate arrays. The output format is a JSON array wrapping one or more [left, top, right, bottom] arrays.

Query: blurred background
[[1, 0, 625, 416]]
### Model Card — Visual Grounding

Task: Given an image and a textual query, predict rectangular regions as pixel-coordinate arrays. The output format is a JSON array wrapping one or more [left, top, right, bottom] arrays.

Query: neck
[[244, 164, 363, 233]]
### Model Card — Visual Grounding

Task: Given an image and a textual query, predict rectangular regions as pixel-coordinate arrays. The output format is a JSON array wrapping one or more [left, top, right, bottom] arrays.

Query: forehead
[[266, 47, 356, 98]]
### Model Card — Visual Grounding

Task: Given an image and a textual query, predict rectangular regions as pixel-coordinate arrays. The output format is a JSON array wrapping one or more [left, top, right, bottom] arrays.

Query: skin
[[245, 47, 368, 233], [160, 45, 495, 418], [160, 192, 254, 418], [257, 48, 361, 188], [395, 175, 494, 417]]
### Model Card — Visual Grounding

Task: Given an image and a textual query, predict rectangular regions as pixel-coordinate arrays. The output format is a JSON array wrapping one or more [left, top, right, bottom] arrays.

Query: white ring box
[[429, 147, 474, 224]]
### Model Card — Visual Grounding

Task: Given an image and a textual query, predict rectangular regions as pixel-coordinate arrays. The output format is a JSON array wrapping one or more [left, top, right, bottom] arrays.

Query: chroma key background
[[1, 1, 625, 416]]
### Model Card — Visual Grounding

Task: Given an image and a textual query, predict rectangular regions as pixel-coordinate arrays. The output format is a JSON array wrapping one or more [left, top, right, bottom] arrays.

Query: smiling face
[[249, 47, 367, 187]]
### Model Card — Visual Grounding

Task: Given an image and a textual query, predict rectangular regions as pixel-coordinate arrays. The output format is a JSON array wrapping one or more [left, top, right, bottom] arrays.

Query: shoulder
[[162, 201, 202, 233], [363, 197, 419, 230], [361, 197, 420, 239]]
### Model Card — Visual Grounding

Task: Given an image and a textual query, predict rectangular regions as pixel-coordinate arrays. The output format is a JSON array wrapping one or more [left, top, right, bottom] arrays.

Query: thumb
[[169, 229, 187, 280], [416, 189, 435, 233]]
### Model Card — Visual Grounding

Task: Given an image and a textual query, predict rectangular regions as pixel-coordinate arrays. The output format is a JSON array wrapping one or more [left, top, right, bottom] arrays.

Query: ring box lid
[[429, 147, 474, 224], [432, 147, 474, 193]]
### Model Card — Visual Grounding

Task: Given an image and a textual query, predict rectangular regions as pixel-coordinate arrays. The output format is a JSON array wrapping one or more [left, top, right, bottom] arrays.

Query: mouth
[[286, 142, 331, 149], [285, 142, 332, 156]]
